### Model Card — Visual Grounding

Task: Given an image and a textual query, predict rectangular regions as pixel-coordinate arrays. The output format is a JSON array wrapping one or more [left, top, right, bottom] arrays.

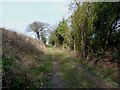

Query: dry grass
[[1, 28, 52, 88], [2, 28, 43, 54]]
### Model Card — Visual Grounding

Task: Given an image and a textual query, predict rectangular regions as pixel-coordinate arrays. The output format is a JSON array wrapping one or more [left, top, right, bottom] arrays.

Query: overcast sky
[[0, 0, 70, 37]]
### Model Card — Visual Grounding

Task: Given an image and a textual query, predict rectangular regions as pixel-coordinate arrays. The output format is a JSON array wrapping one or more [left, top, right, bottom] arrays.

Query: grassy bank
[[2, 29, 52, 88]]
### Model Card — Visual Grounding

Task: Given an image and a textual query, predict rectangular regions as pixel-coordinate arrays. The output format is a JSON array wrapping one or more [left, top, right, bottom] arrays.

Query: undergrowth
[[2, 28, 52, 88]]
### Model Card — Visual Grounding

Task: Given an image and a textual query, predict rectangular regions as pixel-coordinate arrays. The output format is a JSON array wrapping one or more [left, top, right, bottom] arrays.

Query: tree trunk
[[74, 39, 76, 52], [81, 24, 86, 58]]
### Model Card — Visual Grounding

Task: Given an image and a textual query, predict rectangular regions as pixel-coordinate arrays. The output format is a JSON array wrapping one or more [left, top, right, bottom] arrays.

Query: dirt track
[[50, 49, 118, 88], [51, 55, 64, 88]]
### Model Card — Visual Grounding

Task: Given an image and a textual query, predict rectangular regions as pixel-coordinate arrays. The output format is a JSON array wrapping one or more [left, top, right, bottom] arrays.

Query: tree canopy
[[26, 21, 49, 42], [49, 1, 120, 62]]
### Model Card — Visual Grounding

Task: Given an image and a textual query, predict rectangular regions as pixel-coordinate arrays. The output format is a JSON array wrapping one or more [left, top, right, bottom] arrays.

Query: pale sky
[[0, 0, 70, 37]]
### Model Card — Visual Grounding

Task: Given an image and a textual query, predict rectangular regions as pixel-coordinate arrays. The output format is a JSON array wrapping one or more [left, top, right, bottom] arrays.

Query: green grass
[[2, 29, 53, 88], [27, 54, 52, 88], [2, 52, 52, 88], [53, 50, 96, 88], [76, 56, 119, 88], [2, 45, 119, 88], [2, 57, 17, 72], [51, 48, 119, 88]]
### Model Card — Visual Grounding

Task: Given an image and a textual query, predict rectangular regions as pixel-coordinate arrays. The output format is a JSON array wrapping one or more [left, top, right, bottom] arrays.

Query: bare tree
[[26, 21, 48, 41]]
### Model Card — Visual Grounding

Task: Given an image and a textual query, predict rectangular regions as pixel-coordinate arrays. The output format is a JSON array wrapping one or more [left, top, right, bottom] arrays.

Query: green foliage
[[2, 57, 30, 88], [70, 2, 90, 57], [2, 57, 16, 72], [2, 55, 52, 88], [49, 2, 120, 60], [49, 19, 70, 48], [41, 35, 47, 44], [90, 2, 120, 49], [49, 32, 58, 46], [68, 1, 120, 59], [113, 49, 120, 63]]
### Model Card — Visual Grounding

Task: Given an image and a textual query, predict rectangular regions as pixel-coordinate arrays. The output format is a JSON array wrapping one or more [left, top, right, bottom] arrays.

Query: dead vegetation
[[1, 27, 119, 88], [82, 50, 120, 85], [1, 28, 52, 88]]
